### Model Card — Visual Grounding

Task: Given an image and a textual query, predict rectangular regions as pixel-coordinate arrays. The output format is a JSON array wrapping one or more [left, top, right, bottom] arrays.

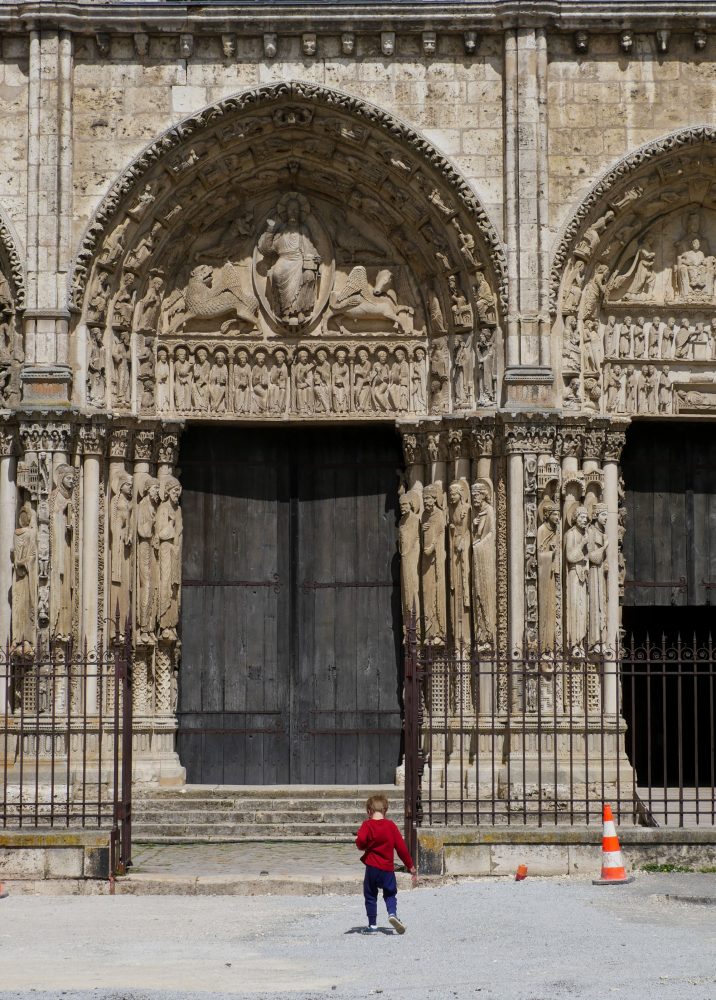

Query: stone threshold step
[[133, 811, 367, 823], [134, 785, 397, 799], [133, 826, 358, 837], [133, 836, 356, 844], [132, 800, 377, 811], [112, 872, 419, 896]]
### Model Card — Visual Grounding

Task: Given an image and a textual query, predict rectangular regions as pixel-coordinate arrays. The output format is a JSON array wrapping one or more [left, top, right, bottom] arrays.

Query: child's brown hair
[[366, 793, 389, 815]]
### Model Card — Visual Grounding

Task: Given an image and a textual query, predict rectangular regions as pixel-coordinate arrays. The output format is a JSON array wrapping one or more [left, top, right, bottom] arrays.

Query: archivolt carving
[[0, 213, 25, 409], [554, 130, 716, 417], [72, 83, 503, 421]]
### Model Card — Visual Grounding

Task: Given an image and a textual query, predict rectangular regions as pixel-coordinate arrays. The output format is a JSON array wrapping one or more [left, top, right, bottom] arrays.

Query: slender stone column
[[80, 425, 106, 712], [0, 428, 16, 711], [507, 447, 525, 657], [603, 427, 628, 716], [400, 428, 424, 491]]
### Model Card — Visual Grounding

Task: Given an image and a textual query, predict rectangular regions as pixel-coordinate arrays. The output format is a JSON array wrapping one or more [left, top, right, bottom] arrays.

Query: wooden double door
[[177, 425, 403, 784]]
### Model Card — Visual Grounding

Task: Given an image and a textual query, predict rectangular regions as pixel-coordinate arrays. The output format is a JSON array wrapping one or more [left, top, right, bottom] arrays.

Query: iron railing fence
[[403, 628, 716, 853], [0, 633, 133, 876]]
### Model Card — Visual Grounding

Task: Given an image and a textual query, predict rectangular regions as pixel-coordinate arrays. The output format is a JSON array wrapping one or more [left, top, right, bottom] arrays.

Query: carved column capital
[[108, 426, 132, 460], [446, 428, 463, 462], [468, 425, 495, 459], [604, 428, 628, 462], [79, 422, 108, 456], [157, 431, 180, 467], [18, 421, 74, 455], [504, 424, 547, 455], [133, 429, 156, 463], [581, 428, 605, 462], [0, 424, 15, 457], [402, 432, 424, 467], [425, 430, 446, 464], [556, 427, 583, 460]]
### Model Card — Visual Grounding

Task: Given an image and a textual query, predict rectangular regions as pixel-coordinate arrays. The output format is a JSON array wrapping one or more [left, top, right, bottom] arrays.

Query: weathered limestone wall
[[548, 32, 716, 234], [71, 32, 504, 250]]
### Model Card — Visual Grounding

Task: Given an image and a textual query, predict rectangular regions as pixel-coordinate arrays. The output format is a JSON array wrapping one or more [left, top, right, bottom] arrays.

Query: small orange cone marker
[[592, 803, 634, 886], [0, 882, 8, 899], [515, 864, 528, 881]]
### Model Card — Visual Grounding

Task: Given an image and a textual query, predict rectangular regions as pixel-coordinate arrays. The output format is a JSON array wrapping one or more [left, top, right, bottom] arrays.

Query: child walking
[[355, 793, 417, 934]]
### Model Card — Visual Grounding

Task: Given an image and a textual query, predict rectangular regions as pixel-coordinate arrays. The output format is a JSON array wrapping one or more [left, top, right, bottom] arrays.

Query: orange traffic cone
[[0, 882, 8, 898], [592, 803, 634, 886], [515, 864, 528, 881]]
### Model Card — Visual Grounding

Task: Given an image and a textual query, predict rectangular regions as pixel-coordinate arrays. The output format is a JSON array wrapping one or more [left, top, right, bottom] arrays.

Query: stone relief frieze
[[556, 135, 716, 418], [74, 84, 502, 422]]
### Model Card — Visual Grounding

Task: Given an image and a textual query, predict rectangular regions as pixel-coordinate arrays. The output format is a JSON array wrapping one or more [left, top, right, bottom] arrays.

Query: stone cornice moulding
[[6, 2, 716, 33], [549, 125, 716, 316], [67, 80, 507, 315]]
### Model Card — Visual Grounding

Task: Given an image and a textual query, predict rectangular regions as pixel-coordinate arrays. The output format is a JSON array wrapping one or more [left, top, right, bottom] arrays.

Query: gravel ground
[[0, 874, 714, 1000]]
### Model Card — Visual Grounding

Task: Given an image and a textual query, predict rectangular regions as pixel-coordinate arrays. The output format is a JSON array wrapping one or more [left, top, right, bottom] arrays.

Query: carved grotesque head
[[341, 32, 355, 55], [422, 32, 437, 56], [263, 33, 278, 58], [302, 33, 317, 57], [222, 33, 236, 58], [381, 32, 395, 56]]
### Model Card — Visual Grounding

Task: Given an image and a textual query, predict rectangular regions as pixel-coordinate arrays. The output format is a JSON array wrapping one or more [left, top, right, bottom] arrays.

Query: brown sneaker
[[389, 914, 406, 934]]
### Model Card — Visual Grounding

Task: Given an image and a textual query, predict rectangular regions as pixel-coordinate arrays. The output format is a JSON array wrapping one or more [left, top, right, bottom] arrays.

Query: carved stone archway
[[552, 126, 716, 418], [71, 82, 506, 423]]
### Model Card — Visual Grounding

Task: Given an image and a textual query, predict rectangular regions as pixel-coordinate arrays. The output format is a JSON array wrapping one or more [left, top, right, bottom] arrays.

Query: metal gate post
[[403, 609, 419, 863]]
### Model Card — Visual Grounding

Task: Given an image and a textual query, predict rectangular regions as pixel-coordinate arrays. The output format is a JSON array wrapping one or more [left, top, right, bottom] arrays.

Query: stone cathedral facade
[[1, 1, 716, 792]]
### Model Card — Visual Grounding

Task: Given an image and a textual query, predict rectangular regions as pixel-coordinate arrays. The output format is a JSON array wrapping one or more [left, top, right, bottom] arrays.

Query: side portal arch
[[551, 126, 716, 418]]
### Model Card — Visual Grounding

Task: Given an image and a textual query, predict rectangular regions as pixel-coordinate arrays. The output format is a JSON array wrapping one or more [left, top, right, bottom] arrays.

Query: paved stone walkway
[[132, 841, 360, 878]]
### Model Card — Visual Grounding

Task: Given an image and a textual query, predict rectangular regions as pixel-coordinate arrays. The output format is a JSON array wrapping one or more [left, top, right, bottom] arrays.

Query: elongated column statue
[[447, 480, 471, 650], [564, 503, 589, 655], [470, 478, 496, 651], [11, 503, 38, 655], [49, 465, 75, 641], [157, 476, 183, 641], [536, 499, 561, 652], [136, 474, 161, 645], [420, 483, 446, 645], [587, 502, 609, 652], [398, 489, 421, 634], [109, 470, 133, 633]]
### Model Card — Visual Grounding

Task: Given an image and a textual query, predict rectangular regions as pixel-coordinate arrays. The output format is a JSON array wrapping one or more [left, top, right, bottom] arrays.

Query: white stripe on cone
[[603, 820, 617, 838], [601, 850, 625, 869]]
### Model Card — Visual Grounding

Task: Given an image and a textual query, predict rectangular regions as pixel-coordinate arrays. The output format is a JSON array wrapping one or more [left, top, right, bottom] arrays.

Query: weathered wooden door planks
[[178, 426, 402, 784]]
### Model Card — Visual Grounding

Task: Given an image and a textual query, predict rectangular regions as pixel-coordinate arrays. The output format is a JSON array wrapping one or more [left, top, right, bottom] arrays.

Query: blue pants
[[363, 864, 398, 924]]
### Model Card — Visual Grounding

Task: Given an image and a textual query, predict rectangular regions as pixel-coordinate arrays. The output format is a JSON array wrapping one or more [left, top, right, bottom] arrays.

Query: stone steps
[[132, 784, 404, 844]]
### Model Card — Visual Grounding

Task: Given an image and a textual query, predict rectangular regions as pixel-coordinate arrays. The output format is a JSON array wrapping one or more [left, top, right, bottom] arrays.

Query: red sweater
[[355, 817, 414, 872]]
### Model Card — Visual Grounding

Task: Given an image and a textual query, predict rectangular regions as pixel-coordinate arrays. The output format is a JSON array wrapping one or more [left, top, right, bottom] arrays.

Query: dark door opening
[[621, 423, 716, 799], [177, 425, 403, 784]]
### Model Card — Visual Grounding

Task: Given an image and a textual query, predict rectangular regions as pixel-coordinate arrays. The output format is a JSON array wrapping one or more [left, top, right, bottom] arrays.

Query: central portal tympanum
[[177, 425, 402, 784]]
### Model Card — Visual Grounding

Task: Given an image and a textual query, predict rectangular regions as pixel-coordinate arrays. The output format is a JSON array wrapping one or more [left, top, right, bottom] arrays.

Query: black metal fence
[[404, 628, 716, 851], [0, 635, 133, 876]]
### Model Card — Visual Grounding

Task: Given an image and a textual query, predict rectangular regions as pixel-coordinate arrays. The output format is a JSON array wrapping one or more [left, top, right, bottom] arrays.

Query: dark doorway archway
[[177, 424, 403, 785], [621, 421, 716, 799]]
